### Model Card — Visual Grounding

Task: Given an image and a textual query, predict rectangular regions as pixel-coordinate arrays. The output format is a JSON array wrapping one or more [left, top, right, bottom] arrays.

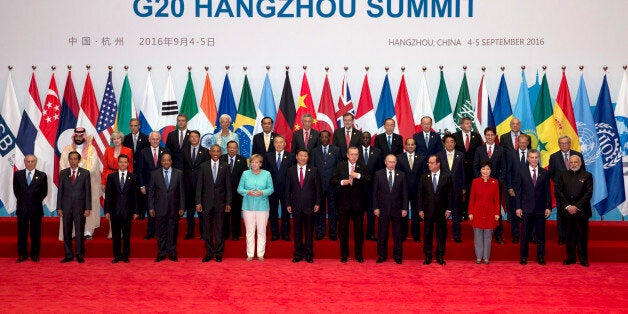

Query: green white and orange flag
[[533, 72, 559, 167], [553, 71, 580, 151], [195, 70, 218, 138], [294, 71, 319, 131]]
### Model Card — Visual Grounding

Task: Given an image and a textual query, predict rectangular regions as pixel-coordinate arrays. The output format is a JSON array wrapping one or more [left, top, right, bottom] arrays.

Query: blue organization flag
[[513, 70, 539, 149], [593, 74, 626, 215], [259, 73, 276, 122], [375, 74, 395, 132], [574, 74, 608, 211], [216, 73, 237, 132], [528, 71, 541, 108]]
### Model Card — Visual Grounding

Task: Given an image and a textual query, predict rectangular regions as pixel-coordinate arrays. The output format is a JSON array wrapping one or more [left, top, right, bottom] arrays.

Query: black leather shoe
[[537, 258, 546, 265], [520, 258, 527, 265], [30, 257, 39, 262], [232, 237, 239, 241], [436, 256, 446, 265], [169, 256, 178, 262], [154, 256, 166, 262], [423, 257, 432, 265], [580, 260, 589, 267], [356, 256, 364, 263], [112, 258, 120, 264], [329, 235, 337, 241], [395, 259, 402, 264], [413, 238, 421, 242], [282, 235, 291, 241], [340, 257, 348, 263], [367, 235, 377, 241], [215, 257, 222, 262], [305, 258, 313, 263], [122, 258, 130, 263], [376, 257, 386, 263], [271, 235, 279, 241], [315, 234, 324, 241], [558, 238, 565, 245], [454, 238, 463, 244], [202, 256, 213, 263], [563, 259, 576, 265], [184, 234, 194, 240], [530, 237, 536, 244], [76, 257, 85, 263], [60, 257, 73, 263], [16, 256, 27, 263], [144, 234, 155, 240], [292, 257, 303, 263], [512, 236, 519, 244], [496, 238, 505, 244]]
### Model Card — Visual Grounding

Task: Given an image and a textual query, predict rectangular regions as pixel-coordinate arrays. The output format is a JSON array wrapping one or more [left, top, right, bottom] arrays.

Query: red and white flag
[[317, 73, 336, 135], [355, 72, 378, 139], [77, 71, 106, 161], [394, 74, 416, 141], [414, 70, 434, 132]]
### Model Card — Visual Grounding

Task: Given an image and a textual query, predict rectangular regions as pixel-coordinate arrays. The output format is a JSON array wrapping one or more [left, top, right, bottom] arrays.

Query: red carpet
[[1, 258, 627, 312]]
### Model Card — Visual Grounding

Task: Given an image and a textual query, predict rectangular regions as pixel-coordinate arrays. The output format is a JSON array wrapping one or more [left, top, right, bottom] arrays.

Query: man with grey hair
[[212, 114, 240, 154], [137, 131, 170, 239], [166, 114, 190, 170], [292, 113, 320, 153]]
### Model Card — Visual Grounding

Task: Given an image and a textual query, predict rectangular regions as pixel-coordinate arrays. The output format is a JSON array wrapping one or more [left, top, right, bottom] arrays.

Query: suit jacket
[[220, 153, 248, 197], [499, 132, 532, 152], [291, 129, 320, 152], [196, 160, 232, 212], [413, 131, 443, 160], [372, 169, 408, 218], [165, 129, 191, 170], [104, 171, 138, 219], [514, 166, 551, 214], [137, 146, 170, 188], [437, 150, 466, 195], [374, 133, 404, 157], [417, 171, 453, 219], [57, 167, 91, 214], [148, 167, 185, 218], [182, 145, 210, 208], [358, 146, 384, 176], [123, 132, 150, 170], [454, 131, 482, 186], [556, 168, 593, 218], [473, 144, 507, 183], [506, 149, 529, 190], [285, 165, 322, 214], [252, 132, 278, 156], [310, 145, 340, 193], [332, 128, 362, 159], [13, 169, 48, 217], [331, 160, 372, 210], [395, 152, 425, 192], [548, 150, 585, 183], [264, 151, 296, 198]]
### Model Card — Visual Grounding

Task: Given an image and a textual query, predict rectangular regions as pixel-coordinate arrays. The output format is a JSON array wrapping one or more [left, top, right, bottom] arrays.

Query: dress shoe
[[292, 257, 303, 263], [215, 257, 222, 262], [306, 258, 313, 263], [413, 238, 421, 243], [496, 238, 505, 245], [367, 235, 377, 241], [454, 238, 463, 244], [484, 260, 489, 265], [356, 256, 364, 263], [184, 234, 194, 240], [423, 257, 432, 265], [77, 257, 85, 263], [436, 256, 446, 265], [580, 260, 589, 267], [232, 237, 239, 241], [537, 258, 546, 265], [563, 259, 576, 265], [271, 235, 279, 241], [154, 256, 166, 262], [202, 256, 213, 263], [476, 259, 482, 264], [340, 257, 348, 263], [144, 234, 155, 240], [329, 235, 337, 241], [282, 235, 291, 241], [519, 258, 527, 265], [258, 257, 265, 261], [395, 259, 402, 264], [558, 238, 565, 245], [315, 234, 324, 241], [376, 257, 386, 263], [60, 257, 74, 263], [246, 257, 254, 262], [17, 256, 27, 263], [530, 237, 536, 244], [30, 257, 39, 262], [85, 235, 93, 240], [512, 236, 519, 244], [123, 258, 130, 263], [112, 258, 121, 264], [169, 256, 178, 262]]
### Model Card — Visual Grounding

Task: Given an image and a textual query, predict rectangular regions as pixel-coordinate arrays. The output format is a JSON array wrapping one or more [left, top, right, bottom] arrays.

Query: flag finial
[[243, 66, 247, 72], [285, 65, 289, 71], [147, 66, 152, 71], [561, 65, 566, 71], [603, 66, 608, 72], [385, 66, 389, 72], [623, 65, 627, 70], [579, 65, 584, 71], [266, 65, 270, 71], [32, 65, 36, 71], [124, 65, 129, 71], [108, 65, 113, 71], [439, 65, 444, 70], [167, 65, 171, 71], [86, 64, 91, 71], [8, 65, 12, 71], [481, 66, 486, 72], [542, 65, 547, 71], [225, 65, 229, 71], [364, 66, 368, 72], [51, 66, 56, 71], [326, 66, 330, 72], [67, 65, 72, 71], [188, 66, 192, 71], [344, 66, 348, 71], [521, 65, 525, 70], [500, 66, 505, 72], [205, 66, 209, 71], [401, 66, 405, 72], [303, 65, 307, 70], [422, 66, 427, 72], [462, 65, 467, 71]]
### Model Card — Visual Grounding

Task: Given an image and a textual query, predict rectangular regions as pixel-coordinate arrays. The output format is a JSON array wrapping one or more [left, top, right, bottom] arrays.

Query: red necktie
[[532, 169, 537, 186], [153, 149, 158, 167], [71, 170, 76, 184], [299, 167, 304, 188], [345, 130, 351, 148], [564, 153, 569, 169], [514, 134, 519, 150], [304, 130, 309, 148], [465, 134, 470, 152], [488, 146, 492, 158]]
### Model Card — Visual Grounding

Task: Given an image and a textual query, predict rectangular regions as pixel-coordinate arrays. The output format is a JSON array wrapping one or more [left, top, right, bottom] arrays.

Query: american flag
[[95, 71, 117, 155]]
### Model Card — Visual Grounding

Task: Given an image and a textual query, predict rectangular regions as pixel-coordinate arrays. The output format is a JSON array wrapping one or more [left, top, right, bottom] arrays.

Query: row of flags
[[0, 68, 627, 218]]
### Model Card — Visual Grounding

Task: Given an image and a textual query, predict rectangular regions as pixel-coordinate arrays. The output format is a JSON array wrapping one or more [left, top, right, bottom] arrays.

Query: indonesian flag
[[394, 74, 415, 142]]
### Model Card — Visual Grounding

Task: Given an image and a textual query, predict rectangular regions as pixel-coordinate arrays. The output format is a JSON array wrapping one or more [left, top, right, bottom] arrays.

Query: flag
[[433, 70, 456, 135], [294, 72, 319, 131], [55, 70, 80, 180], [37, 72, 61, 211], [195, 71, 217, 148], [513, 70, 538, 149], [138, 71, 159, 136], [533, 73, 559, 167], [394, 74, 416, 141], [216, 73, 237, 132], [594, 74, 625, 215], [0, 72, 21, 214], [95, 71, 118, 158], [335, 73, 354, 128], [475, 73, 495, 140], [554, 71, 581, 151], [528, 71, 541, 110], [255, 72, 276, 135], [179, 71, 199, 132], [453, 72, 476, 132], [415, 71, 434, 132], [493, 73, 513, 137], [234, 74, 257, 158], [115, 73, 135, 135], [616, 70, 628, 216], [354, 72, 378, 138], [160, 71, 179, 141], [275, 70, 296, 151], [573, 74, 607, 208], [375, 74, 395, 134], [16, 73, 43, 166], [77, 72, 106, 161], [317, 73, 336, 135]]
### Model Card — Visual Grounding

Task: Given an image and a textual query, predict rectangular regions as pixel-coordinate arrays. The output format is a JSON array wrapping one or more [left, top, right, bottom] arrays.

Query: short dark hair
[[320, 130, 331, 136], [478, 160, 492, 170], [296, 148, 309, 155], [227, 140, 238, 147], [460, 116, 473, 123], [484, 126, 496, 135], [118, 154, 130, 162], [68, 151, 81, 160], [262, 116, 274, 124], [189, 130, 201, 137], [442, 133, 456, 143]]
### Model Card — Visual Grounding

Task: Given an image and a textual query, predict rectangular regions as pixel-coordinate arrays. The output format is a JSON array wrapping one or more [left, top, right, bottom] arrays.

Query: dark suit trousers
[[293, 209, 315, 259], [423, 216, 447, 258], [203, 207, 225, 258], [316, 191, 337, 236], [409, 198, 421, 241], [224, 194, 243, 238], [62, 210, 86, 259], [269, 194, 290, 237], [155, 216, 178, 257], [145, 196, 156, 237], [377, 214, 402, 260], [363, 185, 376, 238], [493, 185, 505, 240], [17, 214, 42, 258], [565, 211, 589, 262], [338, 202, 364, 258], [520, 212, 546, 259], [110, 215, 132, 258], [556, 196, 566, 240], [185, 190, 203, 237]]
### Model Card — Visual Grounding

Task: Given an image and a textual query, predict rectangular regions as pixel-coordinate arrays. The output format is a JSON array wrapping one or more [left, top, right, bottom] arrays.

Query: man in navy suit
[[148, 153, 185, 262], [137, 131, 170, 240], [220, 141, 248, 241], [499, 118, 528, 153], [437, 134, 466, 243], [13, 155, 48, 263], [515, 149, 551, 265], [291, 113, 320, 154], [286, 149, 322, 263], [252, 117, 278, 156], [358, 131, 383, 241], [182, 130, 210, 240], [453, 117, 482, 220], [373, 154, 408, 264], [165, 114, 190, 170], [506, 133, 531, 244], [333, 113, 362, 160], [104, 154, 139, 263], [413, 116, 443, 172], [374, 118, 403, 157], [311, 130, 340, 240], [123, 118, 150, 219], [57, 151, 92, 263], [264, 135, 296, 241], [396, 138, 425, 242]]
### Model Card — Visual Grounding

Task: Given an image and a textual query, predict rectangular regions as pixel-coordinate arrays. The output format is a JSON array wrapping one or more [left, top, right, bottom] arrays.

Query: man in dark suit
[[437, 134, 466, 243], [264, 135, 296, 241], [473, 127, 507, 244], [311, 130, 340, 240], [123, 118, 150, 219], [220, 140, 248, 241], [331, 146, 371, 263], [57, 151, 91, 263], [413, 116, 443, 172], [506, 133, 531, 244], [252, 117, 278, 156], [374, 118, 403, 157], [165, 114, 190, 170], [556, 155, 593, 267], [373, 154, 408, 264], [514, 149, 551, 265], [291, 113, 320, 154], [453, 117, 482, 220], [148, 153, 185, 262], [548, 135, 585, 245], [13, 155, 48, 263], [418, 155, 453, 265], [499, 118, 524, 153], [286, 149, 322, 263], [396, 138, 425, 242], [182, 130, 210, 240], [358, 131, 383, 241], [333, 113, 362, 160], [104, 154, 139, 263], [196, 145, 232, 263], [137, 131, 170, 240]]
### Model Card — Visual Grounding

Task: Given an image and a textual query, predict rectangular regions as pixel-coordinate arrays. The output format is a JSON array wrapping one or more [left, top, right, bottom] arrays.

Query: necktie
[[532, 168, 537, 186], [387, 135, 392, 150], [432, 173, 437, 192], [27, 171, 32, 186], [364, 147, 369, 164], [153, 149, 158, 167], [425, 134, 429, 148], [213, 162, 218, 183], [230, 157, 234, 173], [133, 134, 137, 152], [408, 154, 414, 169], [179, 131, 184, 148], [349, 164, 355, 186], [345, 130, 351, 148], [120, 172, 125, 189], [448, 153, 453, 170], [299, 167, 304, 188], [304, 130, 309, 147], [488, 146, 493, 158], [277, 153, 282, 170], [388, 171, 393, 191], [564, 153, 569, 169], [514, 134, 519, 150], [465, 133, 470, 152], [192, 147, 197, 164], [164, 170, 170, 189], [264, 134, 270, 151], [323, 147, 328, 161], [71, 170, 76, 184], [521, 151, 526, 166]]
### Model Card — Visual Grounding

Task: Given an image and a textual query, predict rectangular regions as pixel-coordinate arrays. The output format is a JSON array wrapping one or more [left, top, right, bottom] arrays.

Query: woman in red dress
[[101, 131, 133, 239], [468, 160, 500, 264]]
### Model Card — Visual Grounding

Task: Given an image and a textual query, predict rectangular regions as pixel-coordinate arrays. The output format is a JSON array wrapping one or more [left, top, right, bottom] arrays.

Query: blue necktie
[[387, 135, 392, 150], [277, 153, 282, 170], [323, 147, 328, 161], [164, 170, 170, 189], [432, 173, 437, 192], [425, 134, 429, 149], [27, 171, 32, 186], [364, 148, 369, 164]]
